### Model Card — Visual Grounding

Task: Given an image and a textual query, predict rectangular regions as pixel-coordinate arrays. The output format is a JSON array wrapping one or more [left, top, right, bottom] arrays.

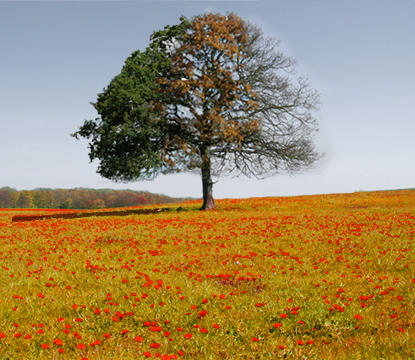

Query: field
[[0, 190, 414, 359]]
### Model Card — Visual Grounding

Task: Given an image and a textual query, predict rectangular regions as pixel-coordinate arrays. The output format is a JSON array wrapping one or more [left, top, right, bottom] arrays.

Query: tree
[[90, 198, 106, 209], [73, 13, 320, 210], [16, 191, 34, 208], [33, 189, 54, 208], [0, 187, 19, 208]]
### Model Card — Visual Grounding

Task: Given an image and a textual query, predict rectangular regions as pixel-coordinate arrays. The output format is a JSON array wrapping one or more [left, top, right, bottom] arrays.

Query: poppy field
[[0, 190, 414, 359]]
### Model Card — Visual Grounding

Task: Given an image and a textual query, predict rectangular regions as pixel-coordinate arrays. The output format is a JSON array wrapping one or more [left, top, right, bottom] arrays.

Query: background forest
[[0, 187, 189, 209]]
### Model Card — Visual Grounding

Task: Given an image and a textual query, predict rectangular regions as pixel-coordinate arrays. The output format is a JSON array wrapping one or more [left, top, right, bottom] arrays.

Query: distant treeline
[[0, 187, 190, 209]]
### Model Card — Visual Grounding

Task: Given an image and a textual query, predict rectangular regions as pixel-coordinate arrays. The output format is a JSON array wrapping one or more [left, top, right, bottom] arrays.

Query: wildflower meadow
[[0, 190, 414, 359]]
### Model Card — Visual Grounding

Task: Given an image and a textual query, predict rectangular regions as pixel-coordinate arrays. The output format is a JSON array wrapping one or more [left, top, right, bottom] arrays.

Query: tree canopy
[[73, 13, 320, 209]]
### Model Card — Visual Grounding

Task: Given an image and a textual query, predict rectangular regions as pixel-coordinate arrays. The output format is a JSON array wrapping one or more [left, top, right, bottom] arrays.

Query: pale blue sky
[[1, 0, 414, 198]]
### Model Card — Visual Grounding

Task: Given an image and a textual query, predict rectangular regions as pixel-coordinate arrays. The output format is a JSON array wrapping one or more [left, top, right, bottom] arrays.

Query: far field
[[0, 190, 414, 359]]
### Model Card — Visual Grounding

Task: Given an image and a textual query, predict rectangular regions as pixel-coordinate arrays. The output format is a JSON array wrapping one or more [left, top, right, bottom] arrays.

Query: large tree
[[73, 13, 320, 210]]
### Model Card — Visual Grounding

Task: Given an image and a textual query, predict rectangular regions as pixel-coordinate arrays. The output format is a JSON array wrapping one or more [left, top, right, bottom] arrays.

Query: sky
[[1, 0, 414, 199]]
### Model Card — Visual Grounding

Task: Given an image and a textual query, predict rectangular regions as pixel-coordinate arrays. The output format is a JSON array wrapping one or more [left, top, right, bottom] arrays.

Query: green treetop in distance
[[72, 13, 321, 210]]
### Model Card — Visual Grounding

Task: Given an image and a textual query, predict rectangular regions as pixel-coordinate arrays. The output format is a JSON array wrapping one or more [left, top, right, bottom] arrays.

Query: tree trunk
[[200, 146, 215, 210]]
